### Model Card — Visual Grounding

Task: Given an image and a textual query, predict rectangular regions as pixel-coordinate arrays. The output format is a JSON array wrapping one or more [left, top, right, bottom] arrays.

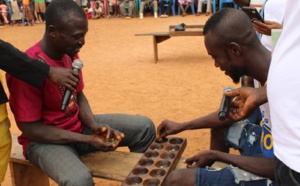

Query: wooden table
[[135, 25, 204, 63]]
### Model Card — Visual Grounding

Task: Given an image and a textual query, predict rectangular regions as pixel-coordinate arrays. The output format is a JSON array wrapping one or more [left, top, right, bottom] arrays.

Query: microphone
[[61, 59, 83, 111], [218, 86, 234, 121]]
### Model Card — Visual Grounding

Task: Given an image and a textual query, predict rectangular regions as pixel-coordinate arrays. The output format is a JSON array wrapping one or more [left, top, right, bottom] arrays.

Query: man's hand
[[184, 150, 216, 168], [91, 124, 125, 151], [157, 119, 184, 139], [253, 20, 282, 36], [224, 86, 267, 121], [48, 67, 79, 92]]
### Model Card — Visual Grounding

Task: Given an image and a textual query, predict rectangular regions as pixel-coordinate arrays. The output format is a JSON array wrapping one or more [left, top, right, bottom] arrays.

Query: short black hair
[[45, 0, 87, 30], [203, 8, 258, 47]]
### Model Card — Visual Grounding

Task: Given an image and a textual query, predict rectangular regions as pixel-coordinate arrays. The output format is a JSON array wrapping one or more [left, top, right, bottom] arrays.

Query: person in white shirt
[[226, 1, 300, 184]]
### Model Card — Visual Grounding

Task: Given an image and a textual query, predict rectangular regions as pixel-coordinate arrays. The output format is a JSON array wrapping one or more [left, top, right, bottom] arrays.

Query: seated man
[[120, 0, 134, 18], [178, 0, 192, 17], [108, 0, 120, 17], [0, 39, 79, 185], [6, 0, 156, 185], [157, 8, 277, 186], [196, 0, 211, 16], [158, 0, 172, 18], [92, 2, 103, 19], [139, 0, 158, 19]]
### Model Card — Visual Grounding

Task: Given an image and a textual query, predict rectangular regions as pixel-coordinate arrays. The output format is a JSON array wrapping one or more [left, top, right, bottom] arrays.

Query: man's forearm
[[182, 111, 234, 130], [77, 91, 98, 130], [214, 151, 275, 179], [255, 86, 268, 107], [19, 121, 92, 144], [0, 39, 50, 87]]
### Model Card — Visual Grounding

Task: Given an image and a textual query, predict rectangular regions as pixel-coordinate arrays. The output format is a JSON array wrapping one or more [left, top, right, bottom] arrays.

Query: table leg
[[153, 36, 158, 63], [152, 35, 171, 63]]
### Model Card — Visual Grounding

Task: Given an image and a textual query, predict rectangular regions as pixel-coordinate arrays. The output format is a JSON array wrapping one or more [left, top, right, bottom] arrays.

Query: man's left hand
[[253, 20, 282, 36]]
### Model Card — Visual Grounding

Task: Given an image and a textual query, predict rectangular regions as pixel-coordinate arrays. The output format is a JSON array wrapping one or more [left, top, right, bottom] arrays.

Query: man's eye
[[74, 34, 84, 40]]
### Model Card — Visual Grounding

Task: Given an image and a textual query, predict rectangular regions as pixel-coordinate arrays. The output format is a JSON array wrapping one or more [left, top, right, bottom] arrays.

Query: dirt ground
[[1, 14, 237, 185]]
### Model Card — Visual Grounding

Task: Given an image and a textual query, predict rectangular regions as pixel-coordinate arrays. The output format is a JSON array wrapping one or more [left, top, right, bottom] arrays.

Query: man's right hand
[[224, 86, 267, 121], [184, 150, 216, 168], [48, 67, 79, 92], [157, 119, 184, 139]]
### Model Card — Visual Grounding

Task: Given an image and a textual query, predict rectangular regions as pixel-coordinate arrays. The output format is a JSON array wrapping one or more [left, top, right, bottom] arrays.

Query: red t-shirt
[[6, 41, 84, 158]]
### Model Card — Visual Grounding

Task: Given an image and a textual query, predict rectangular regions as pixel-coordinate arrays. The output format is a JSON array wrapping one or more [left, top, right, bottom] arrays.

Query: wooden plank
[[10, 133, 228, 185], [169, 24, 204, 31], [135, 25, 204, 63], [80, 150, 188, 182], [169, 31, 203, 37], [135, 32, 170, 37], [10, 162, 50, 186]]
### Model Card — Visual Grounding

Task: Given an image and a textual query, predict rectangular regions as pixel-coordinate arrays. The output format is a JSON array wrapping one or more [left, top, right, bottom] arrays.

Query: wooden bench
[[10, 133, 228, 186], [135, 25, 204, 63], [9, 134, 187, 186]]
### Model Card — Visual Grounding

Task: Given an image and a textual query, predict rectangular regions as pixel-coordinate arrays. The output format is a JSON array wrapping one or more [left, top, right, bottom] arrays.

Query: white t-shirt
[[267, 0, 300, 172], [250, 0, 264, 11], [254, 81, 274, 158], [260, 0, 286, 51]]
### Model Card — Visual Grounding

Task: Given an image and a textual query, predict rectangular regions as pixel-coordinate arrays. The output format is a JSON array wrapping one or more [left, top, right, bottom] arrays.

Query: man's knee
[[143, 117, 156, 134], [165, 170, 183, 186], [58, 168, 94, 186], [134, 115, 156, 138], [225, 120, 262, 156], [136, 116, 156, 142], [165, 169, 195, 186], [123, 115, 156, 152]]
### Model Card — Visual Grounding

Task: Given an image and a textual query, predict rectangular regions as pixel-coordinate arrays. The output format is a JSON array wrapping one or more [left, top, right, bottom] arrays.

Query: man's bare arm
[[233, 0, 250, 8]]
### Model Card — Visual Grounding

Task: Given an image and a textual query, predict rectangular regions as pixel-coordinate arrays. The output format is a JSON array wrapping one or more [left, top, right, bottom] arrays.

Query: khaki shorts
[[0, 118, 11, 183], [35, 2, 46, 13]]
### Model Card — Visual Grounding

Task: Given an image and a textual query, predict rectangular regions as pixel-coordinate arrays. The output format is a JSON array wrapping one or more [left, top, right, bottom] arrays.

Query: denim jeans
[[26, 113, 156, 186], [195, 120, 276, 186], [225, 120, 263, 157], [195, 166, 274, 186], [274, 157, 300, 186]]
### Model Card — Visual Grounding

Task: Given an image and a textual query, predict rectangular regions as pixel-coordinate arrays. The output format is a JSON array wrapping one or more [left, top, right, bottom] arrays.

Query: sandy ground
[[1, 14, 237, 185]]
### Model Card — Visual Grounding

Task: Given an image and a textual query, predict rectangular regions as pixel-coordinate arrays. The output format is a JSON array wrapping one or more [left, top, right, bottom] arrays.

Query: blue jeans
[[274, 157, 300, 186], [26, 114, 156, 186], [195, 120, 276, 186], [225, 120, 262, 157], [195, 166, 273, 186]]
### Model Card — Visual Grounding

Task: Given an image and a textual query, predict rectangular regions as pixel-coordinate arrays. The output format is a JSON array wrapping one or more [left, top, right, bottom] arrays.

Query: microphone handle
[[218, 95, 233, 121], [61, 67, 80, 110], [61, 89, 72, 111]]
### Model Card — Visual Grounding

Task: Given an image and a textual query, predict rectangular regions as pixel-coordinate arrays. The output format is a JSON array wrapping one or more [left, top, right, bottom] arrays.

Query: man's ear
[[48, 25, 57, 39], [228, 42, 241, 56]]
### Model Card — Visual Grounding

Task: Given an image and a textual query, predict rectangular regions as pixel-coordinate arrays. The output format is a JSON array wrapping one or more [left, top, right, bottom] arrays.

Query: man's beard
[[229, 65, 243, 84]]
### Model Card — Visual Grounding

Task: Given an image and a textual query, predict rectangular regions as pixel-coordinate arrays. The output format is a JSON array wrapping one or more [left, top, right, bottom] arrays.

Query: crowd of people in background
[[0, 0, 215, 26], [0, 0, 46, 26]]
